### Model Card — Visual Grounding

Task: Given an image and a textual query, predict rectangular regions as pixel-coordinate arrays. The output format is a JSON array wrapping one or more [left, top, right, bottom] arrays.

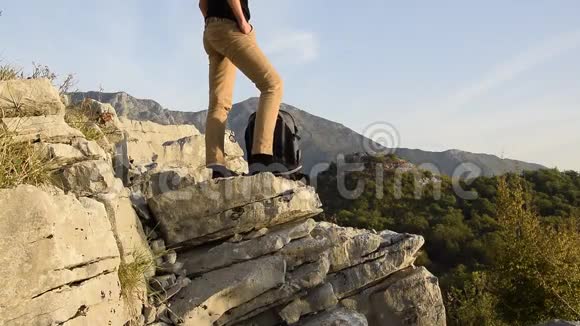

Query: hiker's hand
[[239, 21, 252, 34]]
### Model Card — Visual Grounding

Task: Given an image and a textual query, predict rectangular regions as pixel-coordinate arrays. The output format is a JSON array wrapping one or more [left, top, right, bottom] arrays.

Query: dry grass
[[0, 128, 53, 189], [0, 61, 77, 94], [0, 64, 22, 81], [118, 248, 156, 316], [64, 98, 105, 141]]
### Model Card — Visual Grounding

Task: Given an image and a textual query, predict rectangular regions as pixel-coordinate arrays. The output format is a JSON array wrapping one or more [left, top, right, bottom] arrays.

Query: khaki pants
[[203, 18, 284, 166]]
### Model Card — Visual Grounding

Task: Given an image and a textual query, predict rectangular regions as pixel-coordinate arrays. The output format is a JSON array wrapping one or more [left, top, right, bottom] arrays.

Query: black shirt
[[207, 0, 251, 22]]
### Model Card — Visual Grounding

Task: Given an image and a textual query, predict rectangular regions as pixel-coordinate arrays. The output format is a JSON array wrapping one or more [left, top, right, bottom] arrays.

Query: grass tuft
[[118, 248, 156, 316], [0, 127, 53, 189], [0, 64, 22, 81]]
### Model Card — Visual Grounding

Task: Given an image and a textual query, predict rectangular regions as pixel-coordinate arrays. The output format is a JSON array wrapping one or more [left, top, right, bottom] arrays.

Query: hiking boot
[[208, 164, 240, 180], [248, 154, 302, 177]]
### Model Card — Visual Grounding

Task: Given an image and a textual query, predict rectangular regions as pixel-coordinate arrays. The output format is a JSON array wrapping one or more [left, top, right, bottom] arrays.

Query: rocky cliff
[[1, 79, 445, 325]]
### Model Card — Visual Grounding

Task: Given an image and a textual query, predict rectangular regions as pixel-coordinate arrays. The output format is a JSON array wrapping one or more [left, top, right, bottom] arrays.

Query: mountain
[[68, 92, 546, 176]]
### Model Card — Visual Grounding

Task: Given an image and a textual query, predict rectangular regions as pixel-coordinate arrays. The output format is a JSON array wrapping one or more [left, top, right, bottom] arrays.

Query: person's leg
[[212, 24, 284, 157], [203, 28, 237, 167]]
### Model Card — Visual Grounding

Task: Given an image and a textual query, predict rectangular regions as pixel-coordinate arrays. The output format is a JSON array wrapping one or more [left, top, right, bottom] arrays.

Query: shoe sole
[[273, 165, 303, 176]]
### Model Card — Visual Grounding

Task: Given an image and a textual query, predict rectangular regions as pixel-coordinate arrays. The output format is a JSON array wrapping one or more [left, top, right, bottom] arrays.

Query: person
[[199, 0, 286, 179]]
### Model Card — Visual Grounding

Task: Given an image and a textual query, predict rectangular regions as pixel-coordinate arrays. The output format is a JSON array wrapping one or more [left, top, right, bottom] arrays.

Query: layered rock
[[342, 267, 446, 326], [148, 173, 323, 246], [145, 175, 445, 326], [0, 80, 446, 326]]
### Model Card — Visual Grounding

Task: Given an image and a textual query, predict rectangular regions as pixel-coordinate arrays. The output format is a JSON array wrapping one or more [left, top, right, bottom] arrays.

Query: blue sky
[[1, 1, 579, 171]]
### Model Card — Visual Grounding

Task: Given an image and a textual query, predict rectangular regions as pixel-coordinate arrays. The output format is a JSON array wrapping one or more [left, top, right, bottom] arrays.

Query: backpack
[[244, 109, 302, 175]]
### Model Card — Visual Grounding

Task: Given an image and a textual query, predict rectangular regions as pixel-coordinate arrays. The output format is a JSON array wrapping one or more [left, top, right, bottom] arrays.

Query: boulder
[[37, 142, 85, 164], [59, 160, 123, 196], [169, 255, 286, 326], [71, 138, 108, 160], [0, 185, 130, 325], [148, 174, 323, 246], [296, 308, 368, 326], [0, 78, 65, 117], [115, 119, 247, 186], [341, 267, 446, 326], [1, 115, 84, 143]]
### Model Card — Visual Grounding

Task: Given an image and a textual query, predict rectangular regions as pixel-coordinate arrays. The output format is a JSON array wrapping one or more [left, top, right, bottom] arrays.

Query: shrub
[[64, 98, 105, 141], [447, 176, 580, 325]]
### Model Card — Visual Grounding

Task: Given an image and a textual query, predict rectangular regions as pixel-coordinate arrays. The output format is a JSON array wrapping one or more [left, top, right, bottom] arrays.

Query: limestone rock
[[2, 115, 84, 143], [59, 160, 123, 196], [148, 174, 322, 246], [341, 267, 446, 326], [150, 173, 300, 217], [71, 138, 108, 160], [0, 185, 130, 325], [278, 234, 332, 270], [328, 234, 424, 299], [120, 117, 201, 140], [180, 219, 316, 275], [137, 166, 211, 198], [536, 321, 580, 326], [37, 142, 85, 164], [214, 254, 331, 326], [115, 119, 247, 186], [95, 190, 153, 265], [297, 308, 368, 326], [279, 283, 339, 324], [0, 78, 65, 117], [37, 138, 107, 165], [313, 222, 384, 273], [118, 118, 245, 173], [169, 256, 286, 326]]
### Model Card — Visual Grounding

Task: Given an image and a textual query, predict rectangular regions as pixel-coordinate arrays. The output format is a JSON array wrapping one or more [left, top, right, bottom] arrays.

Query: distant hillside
[[69, 92, 546, 176]]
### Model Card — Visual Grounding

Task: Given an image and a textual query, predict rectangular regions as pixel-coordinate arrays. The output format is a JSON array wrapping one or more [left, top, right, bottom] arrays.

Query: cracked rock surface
[[0, 185, 130, 325]]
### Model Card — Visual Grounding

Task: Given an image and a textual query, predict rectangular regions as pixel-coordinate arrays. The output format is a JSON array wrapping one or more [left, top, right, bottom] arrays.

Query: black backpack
[[244, 109, 302, 175]]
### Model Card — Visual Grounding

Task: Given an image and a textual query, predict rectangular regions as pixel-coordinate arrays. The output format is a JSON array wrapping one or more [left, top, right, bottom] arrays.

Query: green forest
[[315, 154, 580, 325]]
